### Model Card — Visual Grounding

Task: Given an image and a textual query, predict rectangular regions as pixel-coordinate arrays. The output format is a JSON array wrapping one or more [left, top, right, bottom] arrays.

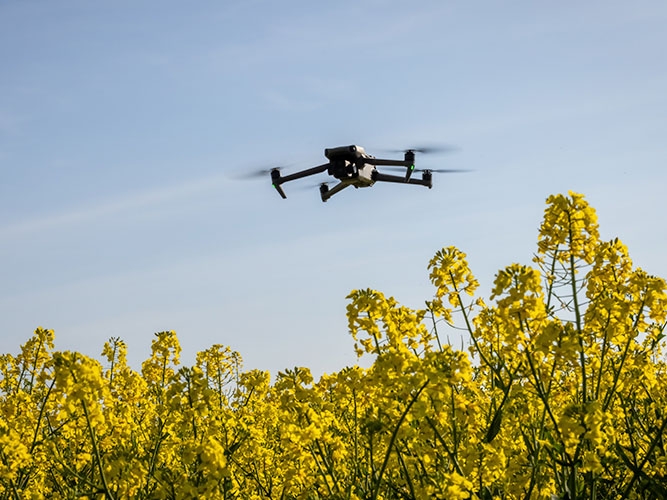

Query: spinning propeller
[[235, 165, 290, 179], [386, 144, 459, 155], [383, 144, 460, 180]]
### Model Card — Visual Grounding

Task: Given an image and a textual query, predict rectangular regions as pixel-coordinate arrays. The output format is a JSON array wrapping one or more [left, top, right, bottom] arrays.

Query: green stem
[[448, 271, 502, 385], [395, 441, 416, 500], [27, 337, 45, 394], [108, 340, 118, 388], [525, 325, 568, 498], [524, 349, 564, 444], [566, 212, 586, 402], [309, 444, 335, 497], [425, 415, 464, 476], [427, 305, 444, 352], [602, 300, 645, 411], [543, 249, 559, 314], [594, 311, 613, 401], [370, 380, 428, 500], [29, 378, 55, 453], [80, 399, 115, 500]]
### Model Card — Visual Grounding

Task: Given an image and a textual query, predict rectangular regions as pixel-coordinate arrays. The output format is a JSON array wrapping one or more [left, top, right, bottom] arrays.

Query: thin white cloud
[[0, 172, 230, 239]]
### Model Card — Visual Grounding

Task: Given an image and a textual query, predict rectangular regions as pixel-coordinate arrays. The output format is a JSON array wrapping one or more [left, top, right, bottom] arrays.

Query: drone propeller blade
[[387, 144, 459, 155], [425, 168, 471, 173], [235, 165, 291, 180], [236, 170, 271, 179]]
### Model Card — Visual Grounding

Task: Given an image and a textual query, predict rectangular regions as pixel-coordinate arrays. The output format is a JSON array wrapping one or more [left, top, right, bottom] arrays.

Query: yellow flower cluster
[[1, 192, 666, 499]]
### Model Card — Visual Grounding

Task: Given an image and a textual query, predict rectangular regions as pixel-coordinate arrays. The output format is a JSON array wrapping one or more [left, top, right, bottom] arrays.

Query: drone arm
[[366, 158, 416, 180], [320, 181, 350, 202], [372, 171, 432, 188], [272, 162, 330, 199], [365, 158, 412, 167], [276, 163, 330, 184]]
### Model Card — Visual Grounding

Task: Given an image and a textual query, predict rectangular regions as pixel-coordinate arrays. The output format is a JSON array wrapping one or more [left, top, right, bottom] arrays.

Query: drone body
[[270, 144, 457, 202]]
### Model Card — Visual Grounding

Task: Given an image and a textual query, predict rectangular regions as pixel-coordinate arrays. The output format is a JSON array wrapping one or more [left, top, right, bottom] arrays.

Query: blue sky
[[2, 1, 666, 377]]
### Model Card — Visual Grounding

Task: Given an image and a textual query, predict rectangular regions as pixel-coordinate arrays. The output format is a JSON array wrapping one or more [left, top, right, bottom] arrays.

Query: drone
[[263, 145, 464, 202]]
